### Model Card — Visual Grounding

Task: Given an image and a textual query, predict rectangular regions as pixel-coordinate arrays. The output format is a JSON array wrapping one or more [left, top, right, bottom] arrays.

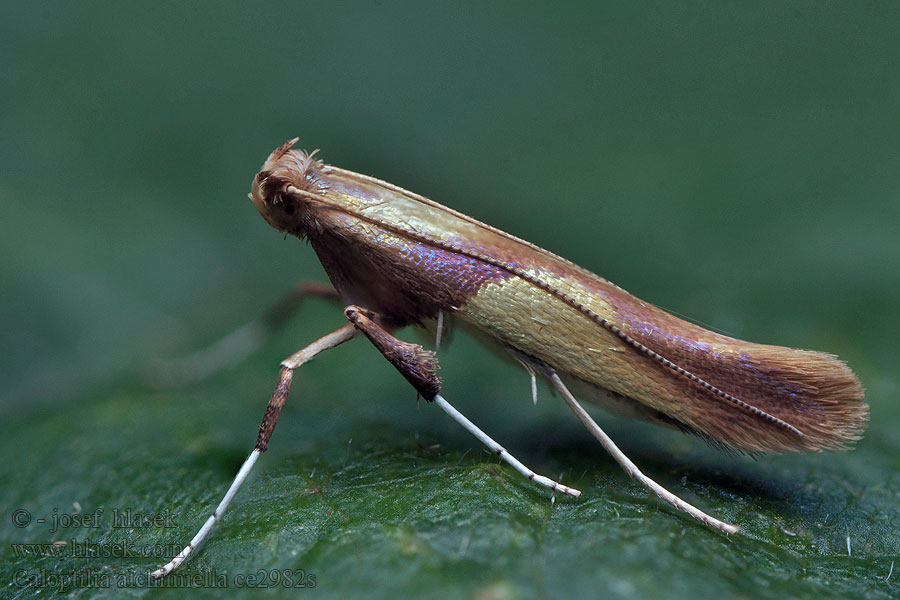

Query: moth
[[152, 139, 867, 578]]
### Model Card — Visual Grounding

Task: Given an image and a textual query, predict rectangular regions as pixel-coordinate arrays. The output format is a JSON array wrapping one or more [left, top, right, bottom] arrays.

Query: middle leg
[[344, 305, 581, 498]]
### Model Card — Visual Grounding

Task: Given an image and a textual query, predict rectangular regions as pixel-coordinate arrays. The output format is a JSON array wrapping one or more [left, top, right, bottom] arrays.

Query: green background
[[2, 3, 898, 598]]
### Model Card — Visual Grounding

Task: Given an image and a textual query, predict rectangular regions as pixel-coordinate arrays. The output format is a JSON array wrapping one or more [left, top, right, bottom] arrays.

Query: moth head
[[249, 138, 325, 236]]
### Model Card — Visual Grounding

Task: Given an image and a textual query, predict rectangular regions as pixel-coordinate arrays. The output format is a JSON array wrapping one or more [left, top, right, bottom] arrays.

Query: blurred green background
[[2, 3, 898, 599]]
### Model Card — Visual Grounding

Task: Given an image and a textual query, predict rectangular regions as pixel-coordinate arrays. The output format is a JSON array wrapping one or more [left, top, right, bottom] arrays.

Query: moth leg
[[434, 310, 445, 350], [432, 395, 580, 497], [149, 281, 340, 387], [344, 305, 581, 498], [549, 372, 740, 535], [151, 323, 358, 580]]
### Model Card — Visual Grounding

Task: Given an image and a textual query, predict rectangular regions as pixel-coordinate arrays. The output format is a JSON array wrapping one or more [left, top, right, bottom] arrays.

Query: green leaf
[[3, 330, 897, 599], [3, 3, 899, 599]]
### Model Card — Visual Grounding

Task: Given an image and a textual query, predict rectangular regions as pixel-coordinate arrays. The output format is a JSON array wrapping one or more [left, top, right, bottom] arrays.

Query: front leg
[[344, 306, 441, 400], [151, 322, 358, 579], [343, 305, 580, 498]]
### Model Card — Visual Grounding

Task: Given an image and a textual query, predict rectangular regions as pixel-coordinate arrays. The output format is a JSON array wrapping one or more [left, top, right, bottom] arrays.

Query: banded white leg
[[151, 323, 358, 579], [434, 394, 581, 498], [150, 450, 261, 579], [341, 306, 580, 499], [549, 372, 739, 534]]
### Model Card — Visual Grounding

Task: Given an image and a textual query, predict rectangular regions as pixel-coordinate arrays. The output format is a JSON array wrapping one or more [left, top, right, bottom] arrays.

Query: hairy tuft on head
[[249, 138, 327, 234]]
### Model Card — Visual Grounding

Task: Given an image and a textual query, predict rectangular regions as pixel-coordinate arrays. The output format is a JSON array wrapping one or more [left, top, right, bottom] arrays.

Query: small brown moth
[[152, 139, 867, 578]]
